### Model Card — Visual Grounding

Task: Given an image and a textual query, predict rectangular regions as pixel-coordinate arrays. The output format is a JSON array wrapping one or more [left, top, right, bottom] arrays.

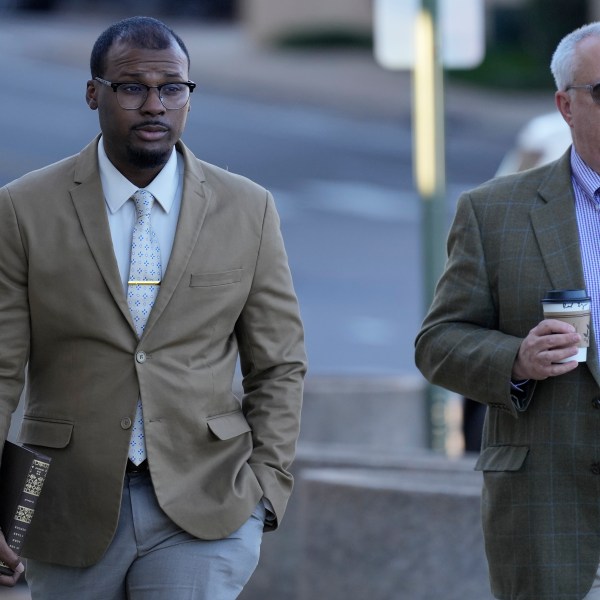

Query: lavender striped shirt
[[572, 147, 600, 357]]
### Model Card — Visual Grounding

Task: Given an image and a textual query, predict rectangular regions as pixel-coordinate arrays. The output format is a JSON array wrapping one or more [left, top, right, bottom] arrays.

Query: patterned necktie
[[127, 189, 161, 464]]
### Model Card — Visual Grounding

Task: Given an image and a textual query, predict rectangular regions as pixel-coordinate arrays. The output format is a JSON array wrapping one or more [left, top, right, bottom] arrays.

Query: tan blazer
[[0, 136, 306, 567], [416, 149, 600, 599]]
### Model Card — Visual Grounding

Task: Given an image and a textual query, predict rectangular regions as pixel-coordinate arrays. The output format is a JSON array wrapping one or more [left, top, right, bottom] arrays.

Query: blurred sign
[[374, 0, 485, 70]]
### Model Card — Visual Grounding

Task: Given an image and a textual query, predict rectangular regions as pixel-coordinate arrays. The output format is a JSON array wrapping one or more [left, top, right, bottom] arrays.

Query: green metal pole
[[413, 0, 449, 451]]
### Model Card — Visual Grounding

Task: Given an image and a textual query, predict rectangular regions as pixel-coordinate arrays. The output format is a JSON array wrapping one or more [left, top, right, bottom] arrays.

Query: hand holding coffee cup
[[541, 289, 591, 363]]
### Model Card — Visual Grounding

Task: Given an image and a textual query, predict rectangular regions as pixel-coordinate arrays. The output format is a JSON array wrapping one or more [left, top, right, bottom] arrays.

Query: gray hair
[[550, 22, 600, 90]]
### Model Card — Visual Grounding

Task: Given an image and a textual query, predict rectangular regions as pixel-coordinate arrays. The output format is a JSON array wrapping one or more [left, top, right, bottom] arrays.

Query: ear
[[86, 80, 98, 111], [555, 90, 574, 127]]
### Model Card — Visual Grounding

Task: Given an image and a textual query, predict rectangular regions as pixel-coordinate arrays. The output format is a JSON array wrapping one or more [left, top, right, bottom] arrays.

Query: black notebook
[[0, 441, 51, 575]]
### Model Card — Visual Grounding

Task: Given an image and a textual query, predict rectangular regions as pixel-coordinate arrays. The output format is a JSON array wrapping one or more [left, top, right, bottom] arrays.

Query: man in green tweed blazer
[[416, 23, 600, 600]]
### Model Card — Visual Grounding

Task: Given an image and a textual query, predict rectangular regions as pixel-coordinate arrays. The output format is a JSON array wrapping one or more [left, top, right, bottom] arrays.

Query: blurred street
[[0, 11, 556, 379]]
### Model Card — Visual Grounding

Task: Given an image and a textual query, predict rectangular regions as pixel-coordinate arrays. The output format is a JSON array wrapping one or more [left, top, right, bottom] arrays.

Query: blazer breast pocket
[[189, 269, 242, 288]]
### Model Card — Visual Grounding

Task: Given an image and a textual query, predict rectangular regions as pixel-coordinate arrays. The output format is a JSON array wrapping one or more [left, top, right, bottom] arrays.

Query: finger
[[535, 332, 581, 353], [0, 531, 23, 586], [544, 345, 581, 363], [546, 359, 579, 377], [0, 561, 24, 587], [536, 319, 576, 335]]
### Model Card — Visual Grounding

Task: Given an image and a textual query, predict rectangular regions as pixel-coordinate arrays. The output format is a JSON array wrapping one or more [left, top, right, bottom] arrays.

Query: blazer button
[[592, 397, 600, 410], [121, 417, 132, 430], [136, 351, 147, 364], [591, 462, 600, 475]]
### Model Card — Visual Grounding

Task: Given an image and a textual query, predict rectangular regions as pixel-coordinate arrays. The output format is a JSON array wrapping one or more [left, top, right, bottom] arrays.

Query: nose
[[140, 87, 165, 113]]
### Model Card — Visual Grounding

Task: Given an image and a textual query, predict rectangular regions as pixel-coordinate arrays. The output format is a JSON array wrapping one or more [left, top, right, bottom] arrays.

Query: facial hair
[[126, 144, 171, 170]]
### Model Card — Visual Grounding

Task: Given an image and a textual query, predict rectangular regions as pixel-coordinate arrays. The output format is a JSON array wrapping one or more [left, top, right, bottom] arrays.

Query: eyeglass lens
[[117, 83, 190, 110]]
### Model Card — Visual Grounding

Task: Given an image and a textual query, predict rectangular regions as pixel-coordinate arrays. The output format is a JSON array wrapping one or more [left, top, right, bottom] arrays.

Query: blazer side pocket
[[474, 445, 529, 472], [190, 269, 242, 287], [207, 410, 251, 440], [18, 417, 74, 449]]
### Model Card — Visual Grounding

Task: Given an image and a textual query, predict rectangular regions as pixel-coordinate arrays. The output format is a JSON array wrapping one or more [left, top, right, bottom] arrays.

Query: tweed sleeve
[[415, 191, 523, 416]]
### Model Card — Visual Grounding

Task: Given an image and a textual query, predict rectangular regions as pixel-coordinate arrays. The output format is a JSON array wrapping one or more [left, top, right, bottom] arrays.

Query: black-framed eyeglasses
[[565, 82, 600, 104], [94, 77, 196, 110]]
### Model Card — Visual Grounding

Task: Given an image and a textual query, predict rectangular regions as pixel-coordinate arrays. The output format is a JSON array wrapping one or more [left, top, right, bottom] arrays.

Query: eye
[[119, 83, 145, 95], [161, 83, 185, 96]]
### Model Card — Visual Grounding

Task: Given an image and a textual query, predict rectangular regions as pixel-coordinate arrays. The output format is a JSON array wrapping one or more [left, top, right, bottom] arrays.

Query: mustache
[[132, 121, 170, 131]]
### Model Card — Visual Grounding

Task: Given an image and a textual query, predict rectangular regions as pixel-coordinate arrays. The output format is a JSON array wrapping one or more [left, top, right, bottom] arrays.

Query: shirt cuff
[[511, 379, 529, 393], [510, 379, 531, 411]]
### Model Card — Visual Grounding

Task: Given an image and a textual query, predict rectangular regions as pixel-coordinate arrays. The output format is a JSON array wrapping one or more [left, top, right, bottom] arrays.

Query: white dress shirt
[[97, 136, 183, 293]]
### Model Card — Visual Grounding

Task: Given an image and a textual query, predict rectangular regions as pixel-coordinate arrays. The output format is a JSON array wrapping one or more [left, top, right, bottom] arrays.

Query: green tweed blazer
[[416, 148, 600, 600]]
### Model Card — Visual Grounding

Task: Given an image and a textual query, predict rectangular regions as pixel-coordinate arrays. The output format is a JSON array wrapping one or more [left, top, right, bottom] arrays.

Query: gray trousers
[[26, 471, 265, 600]]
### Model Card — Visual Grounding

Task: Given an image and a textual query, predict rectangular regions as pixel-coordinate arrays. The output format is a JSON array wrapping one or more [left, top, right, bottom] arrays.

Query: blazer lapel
[[530, 149, 600, 384], [141, 142, 212, 339], [69, 139, 213, 340], [531, 157, 583, 290], [70, 138, 135, 331]]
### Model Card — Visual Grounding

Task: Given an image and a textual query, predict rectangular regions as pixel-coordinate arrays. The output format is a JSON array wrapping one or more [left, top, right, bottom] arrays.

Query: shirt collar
[[98, 136, 178, 214], [571, 146, 600, 202]]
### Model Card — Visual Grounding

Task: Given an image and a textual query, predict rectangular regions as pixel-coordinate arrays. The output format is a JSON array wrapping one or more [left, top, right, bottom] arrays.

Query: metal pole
[[413, 0, 449, 451]]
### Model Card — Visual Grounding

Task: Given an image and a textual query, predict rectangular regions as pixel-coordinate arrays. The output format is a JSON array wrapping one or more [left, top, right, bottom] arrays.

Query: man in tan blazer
[[416, 23, 600, 600], [0, 16, 306, 599]]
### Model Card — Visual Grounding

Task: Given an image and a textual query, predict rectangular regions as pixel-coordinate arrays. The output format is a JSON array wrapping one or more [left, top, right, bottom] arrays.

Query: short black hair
[[90, 16, 190, 78]]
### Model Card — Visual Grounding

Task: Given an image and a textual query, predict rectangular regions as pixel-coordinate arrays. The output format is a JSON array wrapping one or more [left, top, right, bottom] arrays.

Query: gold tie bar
[[128, 280, 161, 285]]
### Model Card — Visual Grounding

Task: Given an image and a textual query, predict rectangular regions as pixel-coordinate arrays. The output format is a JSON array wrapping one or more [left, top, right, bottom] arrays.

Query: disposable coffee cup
[[541, 289, 591, 362]]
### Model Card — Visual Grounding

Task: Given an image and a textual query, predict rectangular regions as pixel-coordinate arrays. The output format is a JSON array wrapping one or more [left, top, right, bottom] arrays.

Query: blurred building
[[241, 0, 600, 45], [4, 0, 600, 42]]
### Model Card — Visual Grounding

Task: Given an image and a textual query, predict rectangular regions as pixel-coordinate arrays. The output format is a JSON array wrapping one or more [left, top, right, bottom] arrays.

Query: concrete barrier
[[299, 376, 428, 451], [240, 445, 493, 600], [297, 466, 492, 600]]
